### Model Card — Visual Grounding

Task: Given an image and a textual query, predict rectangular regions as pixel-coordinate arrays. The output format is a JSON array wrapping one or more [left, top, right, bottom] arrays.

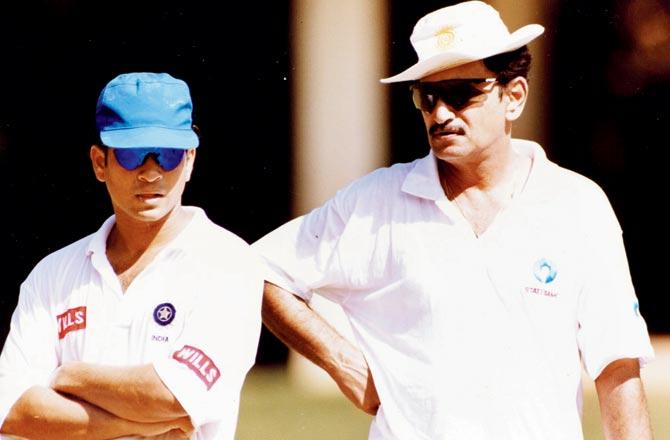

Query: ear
[[183, 148, 197, 182], [503, 77, 528, 122], [90, 145, 107, 182]]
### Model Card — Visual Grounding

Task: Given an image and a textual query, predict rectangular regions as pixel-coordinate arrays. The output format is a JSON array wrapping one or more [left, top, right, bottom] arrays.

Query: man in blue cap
[[0, 72, 263, 439]]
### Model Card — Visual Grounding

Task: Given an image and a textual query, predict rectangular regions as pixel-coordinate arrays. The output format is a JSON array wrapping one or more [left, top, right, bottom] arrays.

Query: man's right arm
[[262, 281, 379, 415], [1, 386, 192, 440]]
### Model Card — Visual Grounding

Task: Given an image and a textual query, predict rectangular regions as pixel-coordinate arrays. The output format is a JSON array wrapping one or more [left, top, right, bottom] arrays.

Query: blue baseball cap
[[95, 72, 199, 149]]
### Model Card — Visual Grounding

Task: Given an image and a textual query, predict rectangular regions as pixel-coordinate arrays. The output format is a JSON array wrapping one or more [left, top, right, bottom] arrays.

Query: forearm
[[262, 282, 360, 377], [1, 385, 188, 440], [262, 281, 379, 414], [595, 358, 652, 440], [51, 362, 188, 423]]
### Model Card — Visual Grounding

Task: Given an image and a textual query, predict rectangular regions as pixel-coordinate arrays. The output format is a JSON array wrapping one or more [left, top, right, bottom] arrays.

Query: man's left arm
[[595, 358, 652, 440], [50, 362, 188, 423]]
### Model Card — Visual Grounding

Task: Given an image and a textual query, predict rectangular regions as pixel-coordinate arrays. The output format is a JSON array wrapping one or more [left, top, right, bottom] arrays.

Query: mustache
[[429, 123, 465, 136]]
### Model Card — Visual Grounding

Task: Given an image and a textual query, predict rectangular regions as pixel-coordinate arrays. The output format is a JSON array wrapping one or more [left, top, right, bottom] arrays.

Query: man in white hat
[[254, 2, 654, 439]]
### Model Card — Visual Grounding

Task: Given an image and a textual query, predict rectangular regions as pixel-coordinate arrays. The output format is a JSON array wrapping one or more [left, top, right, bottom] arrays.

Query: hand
[[330, 351, 380, 415], [174, 416, 195, 438], [135, 416, 194, 438]]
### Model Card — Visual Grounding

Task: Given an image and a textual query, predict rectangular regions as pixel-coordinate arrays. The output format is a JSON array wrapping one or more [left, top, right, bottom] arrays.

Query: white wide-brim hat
[[381, 1, 544, 83]]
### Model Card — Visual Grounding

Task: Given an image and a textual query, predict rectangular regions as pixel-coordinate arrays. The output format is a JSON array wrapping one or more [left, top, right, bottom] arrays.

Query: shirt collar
[[510, 139, 552, 202], [85, 206, 208, 258], [401, 151, 446, 201], [400, 139, 550, 202]]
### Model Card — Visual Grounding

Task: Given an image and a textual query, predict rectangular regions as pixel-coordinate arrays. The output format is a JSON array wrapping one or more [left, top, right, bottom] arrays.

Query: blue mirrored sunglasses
[[112, 148, 186, 171]]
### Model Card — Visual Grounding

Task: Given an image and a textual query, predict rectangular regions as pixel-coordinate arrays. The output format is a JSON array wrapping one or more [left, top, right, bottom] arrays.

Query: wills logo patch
[[172, 345, 220, 390], [57, 306, 87, 339]]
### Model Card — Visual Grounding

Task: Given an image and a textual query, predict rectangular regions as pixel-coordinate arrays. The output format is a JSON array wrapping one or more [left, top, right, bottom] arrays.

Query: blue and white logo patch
[[533, 258, 557, 284], [633, 301, 640, 317], [153, 303, 176, 326]]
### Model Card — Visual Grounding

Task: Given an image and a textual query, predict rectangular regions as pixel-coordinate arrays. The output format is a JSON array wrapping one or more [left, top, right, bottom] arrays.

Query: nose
[[431, 99, 456, 124], [137, 155, 163, 183]]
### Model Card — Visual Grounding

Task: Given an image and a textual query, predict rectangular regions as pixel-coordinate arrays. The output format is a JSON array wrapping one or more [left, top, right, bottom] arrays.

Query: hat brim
[[380, 24, 545, 83], [100, 126, 199, 149]]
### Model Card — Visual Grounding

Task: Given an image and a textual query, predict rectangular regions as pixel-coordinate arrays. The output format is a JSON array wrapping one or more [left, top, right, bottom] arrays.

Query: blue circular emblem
[[153, 303, 176, 326], [533, 258, 557, 284]]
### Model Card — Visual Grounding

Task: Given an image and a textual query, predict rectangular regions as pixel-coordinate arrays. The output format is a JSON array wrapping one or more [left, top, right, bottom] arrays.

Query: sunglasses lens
[[156, 148, 186, 171], [412, 86, 436, 112], [113, 148, 147, 170], [113, 148, 185, 171], [411, 79, 492, 112]]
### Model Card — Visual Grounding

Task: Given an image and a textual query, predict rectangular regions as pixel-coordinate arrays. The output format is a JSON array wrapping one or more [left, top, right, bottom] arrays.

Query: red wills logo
[[172, 345, 220, 390], [57, 306, 87, 339]]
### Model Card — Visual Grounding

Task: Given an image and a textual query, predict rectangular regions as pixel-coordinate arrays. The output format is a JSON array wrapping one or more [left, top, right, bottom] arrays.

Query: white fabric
[[253, 140, 654, 440], [380, 1, 544, 83], [0, 207, 263, 440]]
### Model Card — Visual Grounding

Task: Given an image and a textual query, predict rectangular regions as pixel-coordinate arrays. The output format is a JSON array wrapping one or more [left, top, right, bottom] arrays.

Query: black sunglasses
[[113, 148, 186, 171], [410, 78, 497, 112]]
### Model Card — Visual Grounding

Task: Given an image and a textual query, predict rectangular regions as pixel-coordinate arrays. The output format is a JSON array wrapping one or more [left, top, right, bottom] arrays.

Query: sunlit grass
[[238, 366, 670, 440], [237, 367, 371, 440]]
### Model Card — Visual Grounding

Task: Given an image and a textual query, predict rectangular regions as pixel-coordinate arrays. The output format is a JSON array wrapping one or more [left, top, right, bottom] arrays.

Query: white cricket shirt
[[253, 140, 654, 440], [0, 207, 263, 439]]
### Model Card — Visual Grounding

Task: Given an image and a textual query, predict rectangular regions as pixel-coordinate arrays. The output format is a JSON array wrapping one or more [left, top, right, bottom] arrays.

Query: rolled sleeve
[[153, 260, 263, 429], [253, 193, 352, 304], [577, 194, 654, 379]]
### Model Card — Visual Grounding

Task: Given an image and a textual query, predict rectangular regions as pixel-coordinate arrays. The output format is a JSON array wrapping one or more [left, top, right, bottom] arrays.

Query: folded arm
[[50, 362, 189, 423], [595, 358, 652, 440], [262, 281, 379, 415], [1, 385, 191, 440]]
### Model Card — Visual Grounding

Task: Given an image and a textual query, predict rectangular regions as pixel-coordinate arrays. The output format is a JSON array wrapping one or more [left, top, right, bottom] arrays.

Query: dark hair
[[483, 45, 532, 84]]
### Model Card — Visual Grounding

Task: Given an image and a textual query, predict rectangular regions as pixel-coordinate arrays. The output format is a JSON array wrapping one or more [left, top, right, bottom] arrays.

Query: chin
[[431, 144, 469, 161], [129, 207, 174, 223]]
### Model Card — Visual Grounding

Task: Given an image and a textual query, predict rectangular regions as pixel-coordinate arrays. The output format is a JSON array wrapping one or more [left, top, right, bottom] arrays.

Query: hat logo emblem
[[435, 27, 457, 49]]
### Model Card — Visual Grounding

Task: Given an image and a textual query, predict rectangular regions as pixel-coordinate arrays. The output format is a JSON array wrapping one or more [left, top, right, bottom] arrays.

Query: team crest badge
[[153, 303, 176, 326]]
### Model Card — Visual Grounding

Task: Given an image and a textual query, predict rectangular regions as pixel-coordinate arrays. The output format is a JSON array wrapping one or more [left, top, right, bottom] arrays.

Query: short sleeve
[[0, 280, 59, 428], [252, 194, 351, 304], [152, 248, 263, 431], [576, 190, 654, 379]]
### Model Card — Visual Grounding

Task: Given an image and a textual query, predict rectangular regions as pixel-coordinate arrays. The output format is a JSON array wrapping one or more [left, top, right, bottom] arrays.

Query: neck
[[438, 141, 524, 199], [107, 206, 192, 256]]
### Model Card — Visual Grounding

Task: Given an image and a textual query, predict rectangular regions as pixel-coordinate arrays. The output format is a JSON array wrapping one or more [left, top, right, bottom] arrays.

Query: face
[[90, 146, 196, 224], [416, 60, 527, 164]]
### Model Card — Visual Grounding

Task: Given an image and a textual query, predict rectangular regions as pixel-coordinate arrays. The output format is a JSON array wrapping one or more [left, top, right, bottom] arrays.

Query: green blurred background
[[238, 354, 670, 440]]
